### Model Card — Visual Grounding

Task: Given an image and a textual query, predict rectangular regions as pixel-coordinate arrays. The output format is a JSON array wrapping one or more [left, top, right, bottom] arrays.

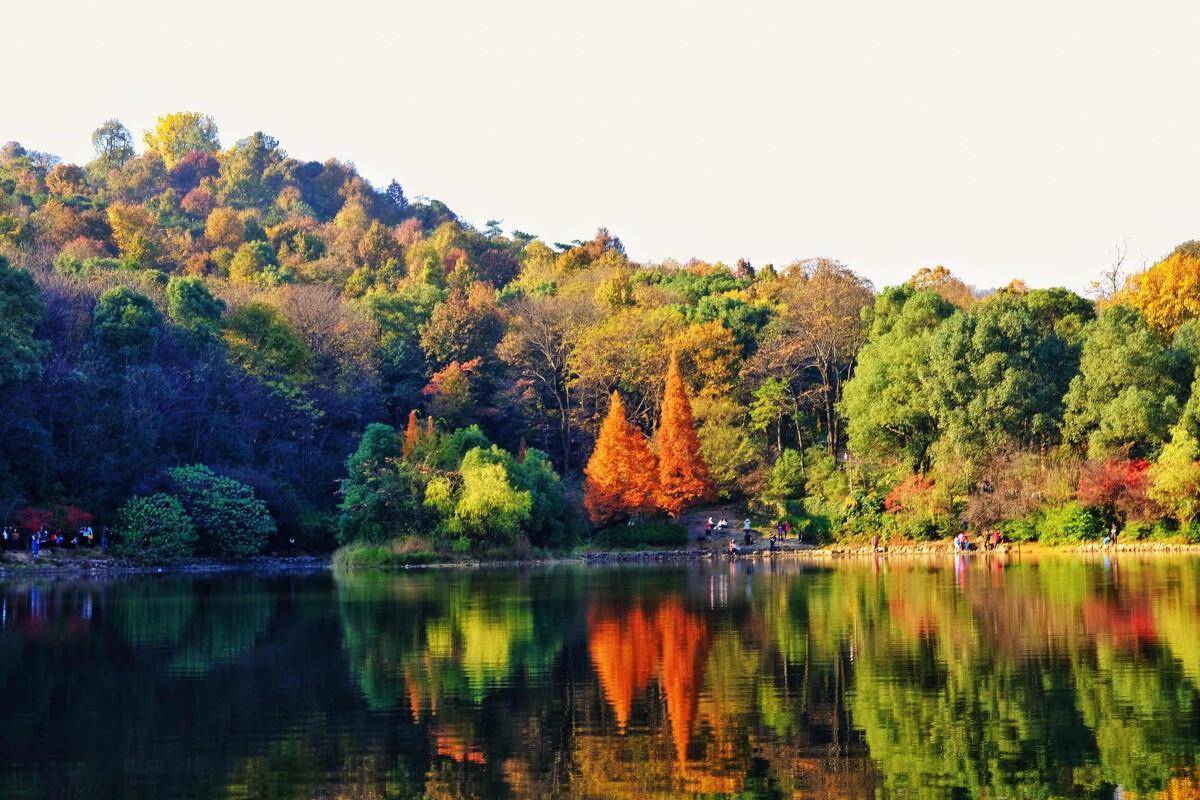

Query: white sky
[[5, 0, 1199, 291]]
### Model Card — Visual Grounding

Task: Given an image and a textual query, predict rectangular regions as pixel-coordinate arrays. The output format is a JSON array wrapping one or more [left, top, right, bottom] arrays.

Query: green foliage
[[444, 447, 532, 545], [761, 449, 806, 517], [1036, 502, 1105, 544], [166, 464, 275, 559], [0, 255, 47, 384], [841, 288, 956, 469], [925, 292, 1080, 458], [224, 302, 313, 384], [1064, 305, 1187, 459], [589, 522, 688, 549], [339, 424, 426, 544], [166, 276, 225, 332], [113, 493, 197, 563], [332, 542, 441, 568], [93, 286, 163, 358]]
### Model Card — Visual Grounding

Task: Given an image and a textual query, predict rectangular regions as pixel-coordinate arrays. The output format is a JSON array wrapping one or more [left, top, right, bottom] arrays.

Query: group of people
[[953, 530, 1006, 552], [2, 525, 109, 556]]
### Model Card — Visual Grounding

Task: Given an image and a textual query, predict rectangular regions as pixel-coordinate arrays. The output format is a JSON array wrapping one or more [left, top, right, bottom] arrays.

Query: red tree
[[1077, 459, 1153, 523]]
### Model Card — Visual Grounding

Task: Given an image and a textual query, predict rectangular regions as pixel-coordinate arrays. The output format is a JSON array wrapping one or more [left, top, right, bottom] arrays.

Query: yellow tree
[[1120, 243, 1200, 335], [656, 354, 713, 516], [143, 112, 220, 168], [584, 392, 659, 524]]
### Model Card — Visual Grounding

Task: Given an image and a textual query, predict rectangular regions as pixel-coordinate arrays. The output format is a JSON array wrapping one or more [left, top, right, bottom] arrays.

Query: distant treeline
[[1, 113, 1199, 555]]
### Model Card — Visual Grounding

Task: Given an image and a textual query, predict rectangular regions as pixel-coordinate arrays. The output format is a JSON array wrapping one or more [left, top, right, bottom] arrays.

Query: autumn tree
[[143, 112, 220, 168], [1119, 242, 1200, 335], [583, 392, 659, 524], [403, 410, 420, 458], [655, 354, 712, 516], [907, 265, 975, 309]]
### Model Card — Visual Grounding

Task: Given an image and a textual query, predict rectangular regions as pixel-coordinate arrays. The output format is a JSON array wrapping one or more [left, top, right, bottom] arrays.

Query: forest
[[3, 112, 1200, 558]]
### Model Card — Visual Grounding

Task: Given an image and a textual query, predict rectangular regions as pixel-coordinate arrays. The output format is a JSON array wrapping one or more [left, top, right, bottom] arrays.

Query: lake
[[1, 555, 1199, 799]]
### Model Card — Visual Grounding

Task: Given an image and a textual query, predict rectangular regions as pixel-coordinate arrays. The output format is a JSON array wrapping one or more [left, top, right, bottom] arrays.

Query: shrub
[[332, 541, 441, 569], [1037, 502, 1104, 544], [590, 523, 688, 550], [166, 464, 275, 559], [114, 494, 197, 564]]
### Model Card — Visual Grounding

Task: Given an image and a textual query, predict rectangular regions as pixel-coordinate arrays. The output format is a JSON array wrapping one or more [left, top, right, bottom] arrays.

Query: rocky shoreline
[[0, 552, 330, 578]]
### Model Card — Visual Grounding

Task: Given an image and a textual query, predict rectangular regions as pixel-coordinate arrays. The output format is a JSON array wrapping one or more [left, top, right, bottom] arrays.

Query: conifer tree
[[584, 391, 659, 524], [403, 410, 420, 458], [656, 353, 712, 516]]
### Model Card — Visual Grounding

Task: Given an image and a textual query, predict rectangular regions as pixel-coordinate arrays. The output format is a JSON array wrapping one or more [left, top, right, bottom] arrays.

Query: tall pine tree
[[584, 391, 659, 524], [656, 354, 712, 516]]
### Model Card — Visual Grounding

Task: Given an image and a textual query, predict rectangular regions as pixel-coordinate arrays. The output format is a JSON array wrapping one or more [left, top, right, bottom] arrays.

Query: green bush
[[114, 493, 197, 564], [167, 464, 275, 559], [1122, 519, 1177, 541], [590, 523, 688, 550], [1037, 502, 1104, 544]]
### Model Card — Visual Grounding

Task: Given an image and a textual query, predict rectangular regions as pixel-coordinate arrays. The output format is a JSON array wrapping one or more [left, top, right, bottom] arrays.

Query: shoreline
[[4, 540, 1200, 579]]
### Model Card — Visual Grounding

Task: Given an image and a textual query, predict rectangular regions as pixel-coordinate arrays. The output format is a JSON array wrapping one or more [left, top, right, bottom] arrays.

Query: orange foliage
[[583, 392, 659, 524], [586, 596, 712, 763], [655, 354, 713, 517], [403, 410, 420, 458], [587, 604, 658, 732]]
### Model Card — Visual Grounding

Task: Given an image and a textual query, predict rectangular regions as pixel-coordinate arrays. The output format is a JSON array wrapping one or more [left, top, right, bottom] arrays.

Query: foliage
[[338, 423, 425, 544], [93, 286, 163, 358], [654, 354, 712, 516], [113, 493, 197, 563], [583, 392, 659, 524], [760, 449, 806, 517], [0, 255, 46, 383], [166, 464, 275, 559]]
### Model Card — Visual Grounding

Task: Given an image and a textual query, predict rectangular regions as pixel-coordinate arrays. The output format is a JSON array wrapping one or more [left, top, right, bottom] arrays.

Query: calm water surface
[[2, 555, 1200, 799]]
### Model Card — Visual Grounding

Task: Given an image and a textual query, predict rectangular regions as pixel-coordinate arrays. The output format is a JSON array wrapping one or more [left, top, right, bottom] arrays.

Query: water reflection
[[2, 558, 1200, 798]]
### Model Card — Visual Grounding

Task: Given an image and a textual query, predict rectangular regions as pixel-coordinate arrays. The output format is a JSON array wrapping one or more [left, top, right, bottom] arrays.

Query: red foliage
[[62, 506, 93, 528], [884, 474, 934, 514], [1077, 459, 1152, 521], [16, 507, 53, 532]]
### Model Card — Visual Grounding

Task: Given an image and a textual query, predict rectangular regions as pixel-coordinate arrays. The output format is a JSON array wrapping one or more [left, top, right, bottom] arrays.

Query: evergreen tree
[[584, 392, 658, 524], [655, 354, 712, 516]]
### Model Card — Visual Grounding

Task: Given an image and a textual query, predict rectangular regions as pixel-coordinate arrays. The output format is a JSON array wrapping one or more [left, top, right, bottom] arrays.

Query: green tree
[[166, 276, 225, 333], [93, 286, 163, 359], [338, 424, 426, 543], [841, 287, 956, 470], [1063, 305, 1188, 459], [761, 449, 806, 517], [0, 255, 47, 384], [166, 464, 275, 559], [91, 118, 135, 170], [113, 493, 197, 563], [224, 302, 313, 384], [925, 291, 1076, 460]]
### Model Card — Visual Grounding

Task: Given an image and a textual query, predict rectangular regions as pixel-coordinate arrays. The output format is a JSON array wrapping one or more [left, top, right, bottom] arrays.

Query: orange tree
[[655, 354, 713, 516], [584, 392, 659, 524]]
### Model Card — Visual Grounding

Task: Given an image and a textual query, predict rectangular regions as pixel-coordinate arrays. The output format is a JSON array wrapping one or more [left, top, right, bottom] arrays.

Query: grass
[[332, 540, 443, 569], [586, 522, 689, 551]]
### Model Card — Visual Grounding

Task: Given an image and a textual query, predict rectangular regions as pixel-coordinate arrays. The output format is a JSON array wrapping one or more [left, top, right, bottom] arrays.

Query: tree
[[91, 119, 135, 170], [143, 112, 220, 168], [1148, 428, 1200, 526], [925, 291, 1076, 460], [1119, 243, 1200, 335], [1063, 305, 1187, 459], [761, 449, 806, 517], [113, 493, 197, 564], [106, 202, 161, 267], [841, 287, 956, 470], [449, 447, 532, 546], [403, 410, 421, 458], [583, 392, 659, 524], [0, 255, 47, 384], [166, 464, 275, 559], [224, 302, 313, 384], [1077, 458, 1154, 527], [655, 354, 712, 516], [339, 423, 426, 543], [93, 286, 163, 359], [750, 260, 872, 454], [907, 265, 975, 309], [166, 276, 225, 332]]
